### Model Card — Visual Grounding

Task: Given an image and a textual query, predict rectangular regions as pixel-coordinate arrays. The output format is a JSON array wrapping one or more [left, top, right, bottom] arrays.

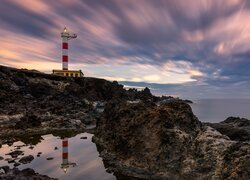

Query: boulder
[[94, 100, 250, 179], [205, 117, 250, 141], [6, 150, 23, 158], [19, 155, 34, 164]]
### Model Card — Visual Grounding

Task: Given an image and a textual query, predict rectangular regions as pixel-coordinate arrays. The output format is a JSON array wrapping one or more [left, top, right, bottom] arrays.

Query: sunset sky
[[1, 0, 250, 99]]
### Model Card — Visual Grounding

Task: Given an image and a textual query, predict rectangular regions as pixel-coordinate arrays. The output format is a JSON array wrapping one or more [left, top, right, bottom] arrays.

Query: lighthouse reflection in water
[[0, 133, 116, 179], [61, 138, 76, 173]]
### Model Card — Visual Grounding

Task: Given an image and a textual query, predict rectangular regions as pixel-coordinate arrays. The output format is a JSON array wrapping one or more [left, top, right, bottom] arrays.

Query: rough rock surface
[[19, 155, 34, 164], [94, 100, 250, 179], [0, 166, 57, 179], [6, 150, 23, 158], [0, 65, 156, 139], [205, 117, 250, 141]]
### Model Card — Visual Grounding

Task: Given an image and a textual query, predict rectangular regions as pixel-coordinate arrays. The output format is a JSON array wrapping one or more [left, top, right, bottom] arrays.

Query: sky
[[0, 0, 250, 99]]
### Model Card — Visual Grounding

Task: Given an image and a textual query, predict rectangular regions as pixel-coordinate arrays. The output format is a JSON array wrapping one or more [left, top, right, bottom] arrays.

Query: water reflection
[[61, 138, 76, 173], [0, 133, 116, 180]]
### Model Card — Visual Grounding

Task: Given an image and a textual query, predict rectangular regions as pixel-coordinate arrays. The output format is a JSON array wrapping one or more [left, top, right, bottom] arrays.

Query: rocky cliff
[[94, 100, 250, 179], [0, 65, 154, 139]]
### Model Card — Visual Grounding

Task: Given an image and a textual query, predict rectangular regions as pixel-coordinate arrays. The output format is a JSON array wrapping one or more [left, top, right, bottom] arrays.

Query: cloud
[[0, 1, 58, 39], [0, 0, 250, 98]]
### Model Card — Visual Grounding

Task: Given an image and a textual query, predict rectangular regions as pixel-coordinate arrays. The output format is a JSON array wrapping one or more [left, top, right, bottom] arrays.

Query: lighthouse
[[61, 138, 76, 173], [52, 27, 83, 77], [61, 27, 76, 70]]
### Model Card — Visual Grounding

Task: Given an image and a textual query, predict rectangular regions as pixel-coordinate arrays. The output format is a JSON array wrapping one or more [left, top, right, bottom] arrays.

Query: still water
[[0, 133, 115, 180], [191, 99, 250, 123]]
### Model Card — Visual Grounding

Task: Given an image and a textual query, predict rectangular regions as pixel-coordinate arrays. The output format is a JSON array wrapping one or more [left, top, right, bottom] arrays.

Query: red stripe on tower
[[62, 56, 68, 62], [62, 43, 68, 49]]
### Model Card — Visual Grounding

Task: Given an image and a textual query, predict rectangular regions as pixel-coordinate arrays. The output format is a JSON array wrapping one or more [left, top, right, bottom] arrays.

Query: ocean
[[191, 99, 250, 123]]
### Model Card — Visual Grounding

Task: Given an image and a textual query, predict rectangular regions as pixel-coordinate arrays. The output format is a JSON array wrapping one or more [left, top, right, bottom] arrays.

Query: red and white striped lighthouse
[[61, 27, 77, 70]]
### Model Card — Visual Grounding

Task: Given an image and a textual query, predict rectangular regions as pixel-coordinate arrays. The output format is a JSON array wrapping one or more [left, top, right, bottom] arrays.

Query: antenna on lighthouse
[[61, 27, 77, 70]]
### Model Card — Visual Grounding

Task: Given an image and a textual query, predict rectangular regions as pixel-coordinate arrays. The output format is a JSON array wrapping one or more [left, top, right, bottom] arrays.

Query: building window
[[71, 73, 74, 77], [65, 73, 69, 76], [75, 74, 78, 77]]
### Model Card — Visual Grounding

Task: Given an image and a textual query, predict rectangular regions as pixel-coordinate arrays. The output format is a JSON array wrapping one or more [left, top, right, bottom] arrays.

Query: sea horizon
[[190, 98, 250, 123]]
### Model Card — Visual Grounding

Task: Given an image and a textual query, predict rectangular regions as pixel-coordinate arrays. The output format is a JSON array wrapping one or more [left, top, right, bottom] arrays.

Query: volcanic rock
[[0, 65, 155, 138], [0, 166, 10, 173], [205, 117, 250, 141], [94, 100, 250, 179], [13, 162, 20, 167], [7, 159, 15, 164], [0, 167, 57, 179], [19, 155, 34, 164], [15, 113, 41, 129], [6, 150, 23, 158]]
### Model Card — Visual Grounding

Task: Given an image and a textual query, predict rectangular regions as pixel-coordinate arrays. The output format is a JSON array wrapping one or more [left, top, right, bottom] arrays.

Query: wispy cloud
[[0, 0, 250, 98]]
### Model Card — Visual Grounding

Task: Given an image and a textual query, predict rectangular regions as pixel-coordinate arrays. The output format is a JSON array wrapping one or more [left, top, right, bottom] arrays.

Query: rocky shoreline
[[0, 65, 250, 179], [0, 166, 57, 180], [204, 117, 250, 141], [0, 65, 187, 143], [93, 100, 250, 179]]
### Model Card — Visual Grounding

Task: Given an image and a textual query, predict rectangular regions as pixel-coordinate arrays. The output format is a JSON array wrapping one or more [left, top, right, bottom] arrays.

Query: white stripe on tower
[[62, 37, 68, 70]]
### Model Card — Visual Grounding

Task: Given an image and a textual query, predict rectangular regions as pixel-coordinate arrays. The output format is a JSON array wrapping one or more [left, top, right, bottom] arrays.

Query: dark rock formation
[[0, 167, 57, 179], [15, 113, 41, 129], [94, 100, 250, 179], [184, 99, 193, 103], [19, 155, 34, 164], [122, 87, 154, 101], [205, 117, 250, 141], [0, 65, 156, 138], [13, 162, 20, 167], [6, 150, 23, 158]]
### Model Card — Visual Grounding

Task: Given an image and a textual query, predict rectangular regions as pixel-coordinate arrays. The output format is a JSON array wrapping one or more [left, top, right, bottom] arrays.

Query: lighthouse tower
[[61, 138, 76, 173], [61, 27, 77, 70], [52, 27, 83, 77]]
